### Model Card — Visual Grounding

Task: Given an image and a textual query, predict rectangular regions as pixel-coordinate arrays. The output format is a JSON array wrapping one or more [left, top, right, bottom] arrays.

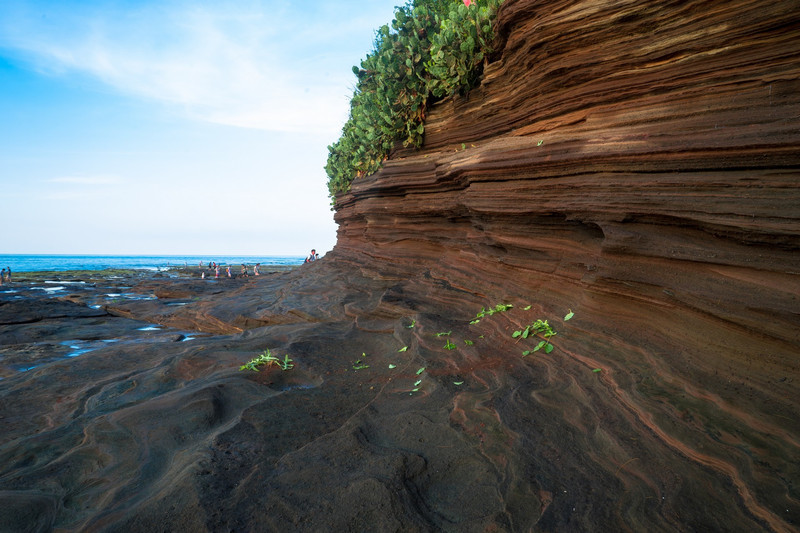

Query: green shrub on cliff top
[[325, 0, 503, 199]]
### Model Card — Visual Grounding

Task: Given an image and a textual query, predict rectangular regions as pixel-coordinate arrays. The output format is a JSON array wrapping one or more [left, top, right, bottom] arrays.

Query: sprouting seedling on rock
[[470, 303, 513, 324], [240, 349, 293, 372], [514, 319, 557, 355], [353, 352, 369, 370]]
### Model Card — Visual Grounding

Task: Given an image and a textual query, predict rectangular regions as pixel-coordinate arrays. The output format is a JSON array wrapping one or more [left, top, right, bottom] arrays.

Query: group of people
[[0, 267, 10, 285], [199, 261, 261, 280], [198, 249, 320, 280]]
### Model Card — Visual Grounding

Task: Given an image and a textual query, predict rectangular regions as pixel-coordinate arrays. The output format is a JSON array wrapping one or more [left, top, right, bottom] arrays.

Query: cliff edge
[[326, 0, 800, 529]]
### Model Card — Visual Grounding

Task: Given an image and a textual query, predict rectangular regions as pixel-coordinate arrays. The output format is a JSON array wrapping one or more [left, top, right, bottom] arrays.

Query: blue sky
[[0, 0, 401, 255]]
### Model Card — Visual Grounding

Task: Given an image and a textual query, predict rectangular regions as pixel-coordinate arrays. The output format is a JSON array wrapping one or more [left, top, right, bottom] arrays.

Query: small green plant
[[399, 346, 409, 352], [514, 319, 557, 355], [470, 303, 513, 324], [409, 367, 427, 394], [436, 331, 452, 337], [277, 354, 294, 370], [444, 338, 457, 350], [406, 319, 416, 329], [240, 349, 293, 372], [353, 352, 369, 370], [464, 339, 473, 346]]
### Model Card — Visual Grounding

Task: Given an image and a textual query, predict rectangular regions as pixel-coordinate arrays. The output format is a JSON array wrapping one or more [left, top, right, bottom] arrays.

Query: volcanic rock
[[0, 1, 798, 532]]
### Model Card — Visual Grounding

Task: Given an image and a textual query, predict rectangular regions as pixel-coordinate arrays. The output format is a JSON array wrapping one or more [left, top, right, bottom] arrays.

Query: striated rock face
[[0, 1, 798, 532], [328, 0, 800, 530]]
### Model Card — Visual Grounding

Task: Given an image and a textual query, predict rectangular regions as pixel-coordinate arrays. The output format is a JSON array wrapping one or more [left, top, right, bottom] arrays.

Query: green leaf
[[512, 330, 522, 338], [524, 305, 532, 310], [414, 379, 423, 386], [453, 381, 464, 385], [545, 343, 554, 354], [399, 346, 408, 352], [436, 331, 452, 337], [522, 350, 531, 356], [464, 339, 473, 346], [389, 364, 397, 369], [592, 368, 602, 373], [538, 140, 544, 146], [416, 367, 425, 375], [534, 341, 546, 352], [564, 310, 574, 321], [406, 319, 416, 328]]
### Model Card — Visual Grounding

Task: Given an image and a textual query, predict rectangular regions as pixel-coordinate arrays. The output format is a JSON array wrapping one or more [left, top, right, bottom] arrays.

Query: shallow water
[[0, 254, 305, 272]]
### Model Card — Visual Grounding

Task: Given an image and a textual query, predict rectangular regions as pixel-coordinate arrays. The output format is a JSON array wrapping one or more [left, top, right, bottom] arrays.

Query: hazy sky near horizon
[[0, 0, 401, 255]]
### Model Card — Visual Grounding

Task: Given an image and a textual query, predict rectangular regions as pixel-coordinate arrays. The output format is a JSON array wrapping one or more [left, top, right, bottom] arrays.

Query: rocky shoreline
[[1, 257, 797, 531], [2, 0, 799, 529], [0, 266, 296, 378]]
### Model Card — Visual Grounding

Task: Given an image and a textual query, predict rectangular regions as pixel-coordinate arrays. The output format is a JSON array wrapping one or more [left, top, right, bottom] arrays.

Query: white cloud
[[0, 0, 386, 134]]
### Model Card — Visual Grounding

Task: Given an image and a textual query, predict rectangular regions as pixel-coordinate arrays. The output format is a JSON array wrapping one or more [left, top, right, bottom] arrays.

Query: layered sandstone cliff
[[325, 0, 800, 530]]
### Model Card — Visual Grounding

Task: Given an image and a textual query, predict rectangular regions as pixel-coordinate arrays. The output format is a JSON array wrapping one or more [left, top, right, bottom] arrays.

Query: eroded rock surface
[[1, 0, 799, 531]]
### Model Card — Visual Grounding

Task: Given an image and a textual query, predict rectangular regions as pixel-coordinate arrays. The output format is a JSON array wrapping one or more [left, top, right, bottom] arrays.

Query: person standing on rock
[[215, 265, 220, 279], [241, 264, 248, 277], [226, 266, 231, 278], [305, 249, 316, 263], [4, 267, 9, 282], [0, 268, 4, 285], [254, 263, 260, 276]]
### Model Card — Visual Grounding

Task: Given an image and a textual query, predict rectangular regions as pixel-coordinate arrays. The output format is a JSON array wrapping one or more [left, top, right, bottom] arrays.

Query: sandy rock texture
[[1, 0, 799, 531]]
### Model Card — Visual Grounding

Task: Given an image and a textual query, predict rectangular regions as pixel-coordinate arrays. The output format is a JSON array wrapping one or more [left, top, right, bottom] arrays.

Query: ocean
[[0, 255, 306, 273]]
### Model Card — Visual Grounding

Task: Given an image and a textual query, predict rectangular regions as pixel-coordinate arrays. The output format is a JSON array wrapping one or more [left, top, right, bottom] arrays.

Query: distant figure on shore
[[254, 263, 260, 276], [241, 264, 248, 277], [0, 268, 4, 285], [4, 267, 9, 282], [305, 249, 317, 263], [215, 265, 220, 278], [202, 271, 205, 279], [226, 266, 231, 278]]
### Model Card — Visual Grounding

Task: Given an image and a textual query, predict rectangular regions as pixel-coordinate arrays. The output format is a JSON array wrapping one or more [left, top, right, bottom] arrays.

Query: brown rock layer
[[327, 0, 800, 530]]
